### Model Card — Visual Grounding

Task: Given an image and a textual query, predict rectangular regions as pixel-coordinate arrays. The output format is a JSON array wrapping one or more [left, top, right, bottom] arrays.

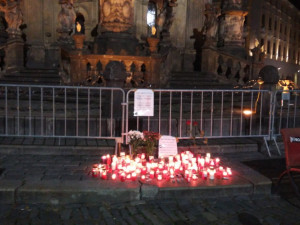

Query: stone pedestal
[[73, 34, 85, 50], [5, 36, 24, 73], [201, 47, 218, 73], [147, 37, 160, 54]]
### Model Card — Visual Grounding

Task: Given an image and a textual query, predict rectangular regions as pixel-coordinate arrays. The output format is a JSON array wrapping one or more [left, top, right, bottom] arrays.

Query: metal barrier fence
[[0, 84, 126, 141], [1, 84, 299, 157], [125, 89, 278, 156], [271, 90, 300, 139]]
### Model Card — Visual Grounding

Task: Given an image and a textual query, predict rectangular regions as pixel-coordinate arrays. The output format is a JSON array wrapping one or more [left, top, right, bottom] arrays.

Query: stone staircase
[[0, 68, 61, 85], [167, 71, 235, 89]]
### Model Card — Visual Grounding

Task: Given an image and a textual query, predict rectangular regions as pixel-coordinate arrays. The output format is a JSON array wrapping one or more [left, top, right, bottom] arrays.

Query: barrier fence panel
[[0, 84, 125, 141], [126, 89, 274, 155], [272, 90, 300, 139]]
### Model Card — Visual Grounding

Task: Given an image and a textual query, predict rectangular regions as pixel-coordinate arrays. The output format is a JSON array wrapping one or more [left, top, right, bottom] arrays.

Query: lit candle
[[107, 154, 111, 165], [163, 170, 168, 179], [126, 173, 132, 180], [101, 171, 107, 180], [226, 168, 232, 176], [223, 171, 228, 179], [111, 173, 117, 180], [120, 172, 126, 182], [140, 175, 146, 182], [157, 174, 163, 181], [192, 174, 198, 180], [92, 167, 99, 177], [102, 155, 107, 164], [150, 170, 155, 179], [149, 155, 154, 162], [111, 162, 116, 171], [209, 168, 215, 180], [215, 158, 220, 166], [141, 167, 147, 175], [131, 172, 137, 181], [206, 153, 211, 159], [141, 153, 146, 160], [202, 170, 207, 179]]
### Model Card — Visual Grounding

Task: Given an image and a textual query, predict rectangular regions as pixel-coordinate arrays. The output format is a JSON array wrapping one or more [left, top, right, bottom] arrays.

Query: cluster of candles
[[91, 151, 232, 182]]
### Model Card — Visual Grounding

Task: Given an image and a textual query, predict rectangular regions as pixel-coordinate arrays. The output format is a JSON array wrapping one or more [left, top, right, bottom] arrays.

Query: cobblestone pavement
[[0, 195, 300, 225]]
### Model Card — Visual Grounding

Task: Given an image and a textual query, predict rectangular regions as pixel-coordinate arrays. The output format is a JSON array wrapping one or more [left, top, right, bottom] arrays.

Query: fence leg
[[263, 137, 272, 157], [273, 137, 281, 156]]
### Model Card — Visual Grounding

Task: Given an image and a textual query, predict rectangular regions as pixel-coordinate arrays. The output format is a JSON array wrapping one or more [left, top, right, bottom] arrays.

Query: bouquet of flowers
[[128, 130, 144, 154], [143, 130, 160, 156]]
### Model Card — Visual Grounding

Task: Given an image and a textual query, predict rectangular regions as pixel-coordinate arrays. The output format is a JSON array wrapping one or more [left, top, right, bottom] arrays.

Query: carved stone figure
[[57, 0, 76, 41], [0, 0, 23, 34], [100, 0, 134, 32], [203, 3, 220, 43]]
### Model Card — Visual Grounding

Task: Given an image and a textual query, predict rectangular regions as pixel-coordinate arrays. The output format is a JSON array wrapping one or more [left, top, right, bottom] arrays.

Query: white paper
[[134, 89, 154, 116], [158, 135, 178, 157]]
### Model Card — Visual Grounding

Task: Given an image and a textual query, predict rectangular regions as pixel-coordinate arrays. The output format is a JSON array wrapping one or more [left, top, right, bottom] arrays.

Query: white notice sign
[[134, 89, 154, 116], [158, 136, 178, 158]]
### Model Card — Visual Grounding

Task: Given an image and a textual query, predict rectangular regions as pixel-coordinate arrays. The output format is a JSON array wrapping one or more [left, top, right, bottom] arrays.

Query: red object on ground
[[278, 128, 300, 196]]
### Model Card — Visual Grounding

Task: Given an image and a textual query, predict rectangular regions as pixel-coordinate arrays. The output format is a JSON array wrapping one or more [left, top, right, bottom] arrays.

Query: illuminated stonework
[[100, 0, 135, 32]]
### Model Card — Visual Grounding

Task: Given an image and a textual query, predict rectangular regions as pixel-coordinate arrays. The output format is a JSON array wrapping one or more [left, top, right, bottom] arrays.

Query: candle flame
[[76, 22, 81, 33], [151, 26, 156, 36]]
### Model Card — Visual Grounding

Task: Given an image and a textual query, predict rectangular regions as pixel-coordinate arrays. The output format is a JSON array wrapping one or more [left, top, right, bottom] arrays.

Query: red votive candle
[[111, 173, 117, 180], [101, 171, 107, 180], [140, 175, 146, 182], [92, 168, 99, 177], [150, 170, 155, 179], [120, 172, 126, 182], [102, 155, 107, 164], [157, 174, 163, 181], [141, 167, 147, 175], [162, 170, 168, 179], [131, 172, 137, 181], [192, 173, 198, 180]]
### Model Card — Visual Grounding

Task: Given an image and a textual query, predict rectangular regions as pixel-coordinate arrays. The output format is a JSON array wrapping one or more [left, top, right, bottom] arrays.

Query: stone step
[[0, 145, 275, 205], [1, 69, 61, 85]]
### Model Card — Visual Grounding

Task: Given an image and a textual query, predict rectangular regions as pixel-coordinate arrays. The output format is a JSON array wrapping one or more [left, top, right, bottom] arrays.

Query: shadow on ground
[[243, 158, 300, 208]]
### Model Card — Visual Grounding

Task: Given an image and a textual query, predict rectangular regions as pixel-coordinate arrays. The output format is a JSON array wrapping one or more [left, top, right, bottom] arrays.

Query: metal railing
[[0, 84, 126, 141], [1, 84, 299, 157], [125, 89, 277, 155], [271, 90, 300, 138]]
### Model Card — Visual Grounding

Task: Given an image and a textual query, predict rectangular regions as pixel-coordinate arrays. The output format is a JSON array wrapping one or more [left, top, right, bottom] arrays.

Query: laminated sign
[[134, 89, 154, 116], [158, 136, 178, 157]]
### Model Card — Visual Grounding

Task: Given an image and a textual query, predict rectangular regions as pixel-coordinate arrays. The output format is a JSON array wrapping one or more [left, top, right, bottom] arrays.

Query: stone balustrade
[[61, 49, 161, 87]]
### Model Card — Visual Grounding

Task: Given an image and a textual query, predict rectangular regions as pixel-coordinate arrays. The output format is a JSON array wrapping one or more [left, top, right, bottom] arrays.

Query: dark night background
[[289, 0, 300, 10]]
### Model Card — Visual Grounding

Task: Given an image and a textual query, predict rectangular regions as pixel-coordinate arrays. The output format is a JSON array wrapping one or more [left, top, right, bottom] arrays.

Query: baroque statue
[[57, 0, 76, 42], [203, 3, 220, 44], [0, 0, 23, 35]]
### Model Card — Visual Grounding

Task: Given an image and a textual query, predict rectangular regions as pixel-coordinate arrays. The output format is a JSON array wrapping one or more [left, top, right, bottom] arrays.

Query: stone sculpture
[[0, 0, 23, 35], [100, 0, 134, 32], [57, 0, 76, 41]]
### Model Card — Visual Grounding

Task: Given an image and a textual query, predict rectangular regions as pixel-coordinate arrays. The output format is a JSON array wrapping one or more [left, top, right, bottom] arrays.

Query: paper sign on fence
[[134, 89, 154, 116], [158, 135, 178, 157]]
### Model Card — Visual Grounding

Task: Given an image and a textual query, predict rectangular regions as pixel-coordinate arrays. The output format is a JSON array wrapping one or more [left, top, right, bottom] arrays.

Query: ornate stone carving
[[203, 3, 220, 45], [99, 0, 134, 32], [0, 0, 23, 36], [223, 12, 247, 46], [57, 0, 76, 42]]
